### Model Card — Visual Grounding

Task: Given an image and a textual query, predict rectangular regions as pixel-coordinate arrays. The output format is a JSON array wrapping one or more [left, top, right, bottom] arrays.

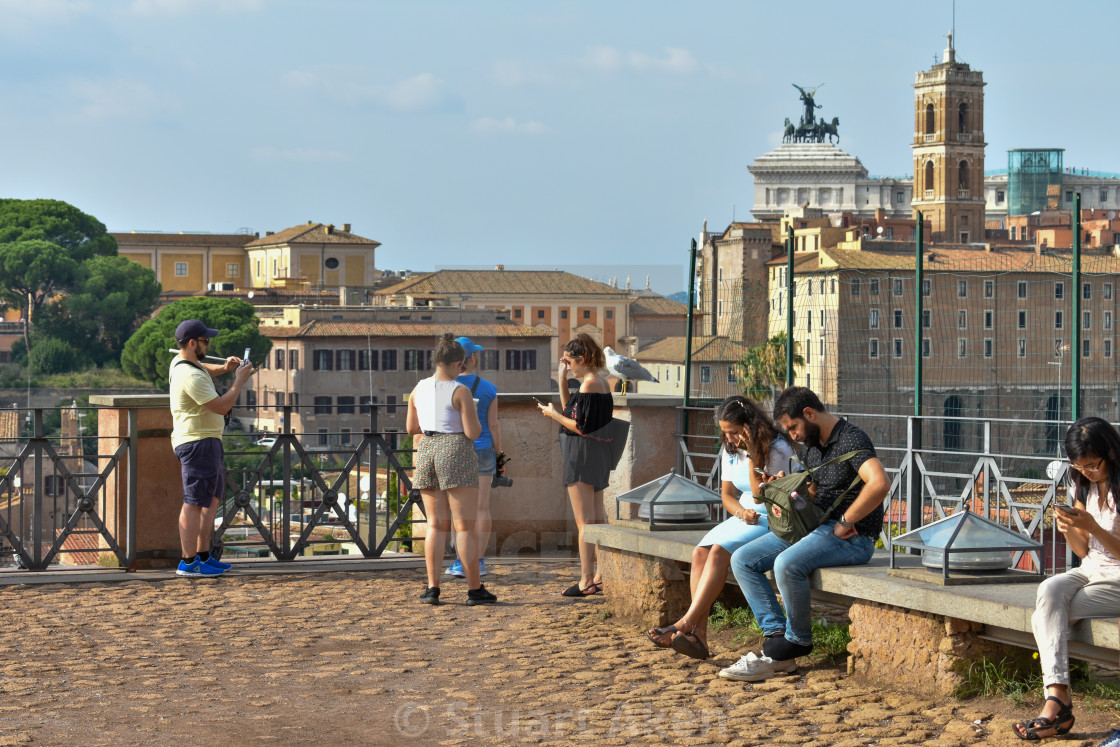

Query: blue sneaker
[[176, 559, 223, 577], [446, 559, 465, 577], [204, 556, 232, 572], [478, 558, 489, 577], [1097, 729, 1120, 747]]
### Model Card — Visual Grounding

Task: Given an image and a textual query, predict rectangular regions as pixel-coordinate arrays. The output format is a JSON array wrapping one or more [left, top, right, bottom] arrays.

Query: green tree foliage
[[34, 255, 162, 367], [0, 199, 118, 351], [121, 297, 272, 388], [29, 337, 83, 374], [736, 332, 804, 406]]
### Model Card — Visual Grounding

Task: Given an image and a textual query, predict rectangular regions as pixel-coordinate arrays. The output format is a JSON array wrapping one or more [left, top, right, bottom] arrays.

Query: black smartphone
[[532, 397, 546, 405], [1054, 504, 1077, 515]]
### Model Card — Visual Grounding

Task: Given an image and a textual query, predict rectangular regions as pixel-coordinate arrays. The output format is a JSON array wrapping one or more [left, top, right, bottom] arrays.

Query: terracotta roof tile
[[768, 246, 1120, 273], [263, 320, 554, 339], [377, 270, 631, 297], [630, 296, 689, 316], [245, 223, 380, 248], [634, 336, 749, 363], [114, 233, 255, 248]]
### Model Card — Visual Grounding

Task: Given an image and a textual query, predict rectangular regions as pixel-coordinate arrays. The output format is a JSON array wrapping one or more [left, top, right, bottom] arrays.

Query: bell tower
[[911, 32, 986, 243]]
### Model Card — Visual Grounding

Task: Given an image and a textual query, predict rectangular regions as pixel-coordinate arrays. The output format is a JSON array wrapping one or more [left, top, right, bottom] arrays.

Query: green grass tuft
[[709, 602, 851, 661]]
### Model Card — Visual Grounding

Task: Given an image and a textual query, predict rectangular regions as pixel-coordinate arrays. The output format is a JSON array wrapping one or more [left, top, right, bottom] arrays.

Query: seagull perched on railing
[[603, 346, 658, 394]]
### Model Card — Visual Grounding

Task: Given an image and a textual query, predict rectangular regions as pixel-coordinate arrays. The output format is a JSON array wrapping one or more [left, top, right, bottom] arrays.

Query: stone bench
[[586, 523, 1120, 696]]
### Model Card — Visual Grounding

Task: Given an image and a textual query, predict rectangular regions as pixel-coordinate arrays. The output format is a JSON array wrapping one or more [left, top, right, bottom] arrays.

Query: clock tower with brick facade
[[911, 33, 986, 243]]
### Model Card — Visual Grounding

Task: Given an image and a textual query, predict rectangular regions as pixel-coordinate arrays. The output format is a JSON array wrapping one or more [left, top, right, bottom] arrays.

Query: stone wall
[[847, 600, 1012, 697], [413, 394, 683, 556]]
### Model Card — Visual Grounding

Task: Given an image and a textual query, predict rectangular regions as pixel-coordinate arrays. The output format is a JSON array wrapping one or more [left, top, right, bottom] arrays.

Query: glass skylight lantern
[[615, 471, 722, 530], [890, 504, 1043, 580]]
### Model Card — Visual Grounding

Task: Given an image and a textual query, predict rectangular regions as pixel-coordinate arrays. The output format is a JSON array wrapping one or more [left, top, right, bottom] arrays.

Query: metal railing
[[0, 408, 136, 571], [676, 405, 1076, 573], [0, 404, 418, 571], [216, 405, 419, 560]]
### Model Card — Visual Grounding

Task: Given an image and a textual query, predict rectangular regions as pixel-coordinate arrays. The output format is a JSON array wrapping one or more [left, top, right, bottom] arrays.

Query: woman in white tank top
[[406, 334, 495, 606]]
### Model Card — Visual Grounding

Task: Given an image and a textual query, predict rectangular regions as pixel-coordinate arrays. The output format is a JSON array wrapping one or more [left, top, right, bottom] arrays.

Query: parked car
[[254, 437, 277, 449]]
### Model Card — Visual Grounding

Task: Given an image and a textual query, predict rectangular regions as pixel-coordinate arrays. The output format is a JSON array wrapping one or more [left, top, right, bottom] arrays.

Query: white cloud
[[470, 117, 549, 136], [250, 146, 349, 163], [381, 73, 451, 113], [126, 0, 264, 16], [66, 77, 181, 121], [281, 68, 459, 114], [580, 45, 699, 75], [0, 0, 91, 34], [493, 60, 556, 88]]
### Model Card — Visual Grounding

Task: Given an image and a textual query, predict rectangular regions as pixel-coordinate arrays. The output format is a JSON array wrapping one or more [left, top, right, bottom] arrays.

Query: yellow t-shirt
[[170, 359, 225, 449]]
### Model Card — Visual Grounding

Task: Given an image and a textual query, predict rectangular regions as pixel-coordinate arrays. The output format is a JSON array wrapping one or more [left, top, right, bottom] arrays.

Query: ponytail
[[433, 333, 465, 366]]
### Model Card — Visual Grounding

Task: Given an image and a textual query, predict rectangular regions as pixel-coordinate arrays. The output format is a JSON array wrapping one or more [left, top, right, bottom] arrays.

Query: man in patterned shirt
[[720, 386, 889, 682]]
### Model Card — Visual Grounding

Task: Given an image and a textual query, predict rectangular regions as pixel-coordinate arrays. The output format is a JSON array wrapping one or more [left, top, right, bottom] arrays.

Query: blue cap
[[175, 319, 220, 343], [455, 336, 484, 357]]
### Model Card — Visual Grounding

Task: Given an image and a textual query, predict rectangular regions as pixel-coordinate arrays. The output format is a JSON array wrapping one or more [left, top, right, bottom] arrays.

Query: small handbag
[[755, 449, 867, 544]]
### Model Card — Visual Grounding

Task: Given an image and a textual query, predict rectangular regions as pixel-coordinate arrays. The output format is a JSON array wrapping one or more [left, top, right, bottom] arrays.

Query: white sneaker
[[718, 651, 797, 682]]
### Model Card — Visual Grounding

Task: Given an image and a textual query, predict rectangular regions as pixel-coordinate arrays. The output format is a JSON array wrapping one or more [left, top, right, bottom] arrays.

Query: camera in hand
[[491, 451, 513, 489]]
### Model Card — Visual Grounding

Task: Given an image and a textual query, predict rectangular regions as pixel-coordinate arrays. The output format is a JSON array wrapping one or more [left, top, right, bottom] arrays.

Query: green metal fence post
[[1072, 193, 1082, 421], [915, 212, 924, 417], [786, 224, 795, 387], [910, 212, 924, 533], [684, 238, 697, 410]]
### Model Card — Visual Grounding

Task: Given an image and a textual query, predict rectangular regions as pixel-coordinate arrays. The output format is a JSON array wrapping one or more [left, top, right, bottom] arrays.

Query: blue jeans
[[729, 522, 875, 646]]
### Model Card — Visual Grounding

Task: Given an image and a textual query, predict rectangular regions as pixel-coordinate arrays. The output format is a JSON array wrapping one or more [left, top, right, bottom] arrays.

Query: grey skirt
[[560, 433, 611, 492]]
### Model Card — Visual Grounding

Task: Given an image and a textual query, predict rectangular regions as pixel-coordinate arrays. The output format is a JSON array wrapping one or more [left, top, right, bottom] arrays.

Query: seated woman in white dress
[[1013, 416, 1120, 740], [644, 395, 796, 660]]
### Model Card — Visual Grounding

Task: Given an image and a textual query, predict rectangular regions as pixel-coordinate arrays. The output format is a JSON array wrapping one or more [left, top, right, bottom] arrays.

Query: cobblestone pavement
[[0, 560, 1117, 746]]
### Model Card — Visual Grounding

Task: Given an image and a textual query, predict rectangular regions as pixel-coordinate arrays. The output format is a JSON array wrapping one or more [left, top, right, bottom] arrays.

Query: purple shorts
[[173, 437, 225, 507]]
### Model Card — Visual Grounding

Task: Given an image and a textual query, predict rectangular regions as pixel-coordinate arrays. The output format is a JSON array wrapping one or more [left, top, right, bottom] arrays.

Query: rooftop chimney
[[495, 264, 504, 271], [325, 224, 334, 235], [342, 223, 351, 233]]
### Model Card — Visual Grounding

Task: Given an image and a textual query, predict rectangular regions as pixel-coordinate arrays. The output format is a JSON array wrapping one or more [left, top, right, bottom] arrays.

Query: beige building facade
[[375, 269, 633, 375], [115, 232, 254, 294], [766, 241, 1120, 457], [112, 222, 380, 299], [249, 306, 553, 441]]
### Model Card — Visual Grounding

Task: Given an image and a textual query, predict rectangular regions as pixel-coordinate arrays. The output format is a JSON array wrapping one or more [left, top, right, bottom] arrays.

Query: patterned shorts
[[412, 433, 479, 491]]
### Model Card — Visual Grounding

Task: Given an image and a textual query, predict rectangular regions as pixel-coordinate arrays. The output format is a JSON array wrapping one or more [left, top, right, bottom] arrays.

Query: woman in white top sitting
[[406, 334, 494, 606], [645, 395, 796, 660], [1014, 416, 1120, 740]]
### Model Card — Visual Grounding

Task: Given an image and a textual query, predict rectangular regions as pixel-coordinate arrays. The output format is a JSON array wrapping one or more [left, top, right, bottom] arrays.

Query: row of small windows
[[866, 308, 1114, 331], [247, 392, 399, 415], [850, 278, 1114, 300], [868, 337, 1112, 359], [259, 348, 538, 372], [698, 366, 740, 384]]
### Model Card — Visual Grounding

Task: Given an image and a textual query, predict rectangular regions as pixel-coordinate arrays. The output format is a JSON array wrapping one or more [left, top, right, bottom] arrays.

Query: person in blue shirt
[[645, 395, 795, 659], [447, 336, 502, 579]]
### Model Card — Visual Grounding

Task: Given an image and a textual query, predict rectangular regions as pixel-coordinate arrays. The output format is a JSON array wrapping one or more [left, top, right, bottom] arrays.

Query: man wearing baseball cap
[[170, 319, 254, 578]]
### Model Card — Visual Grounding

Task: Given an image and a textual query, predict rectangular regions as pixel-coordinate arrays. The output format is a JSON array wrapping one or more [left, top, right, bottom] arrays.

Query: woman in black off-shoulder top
[[538, 333, 614, 597]]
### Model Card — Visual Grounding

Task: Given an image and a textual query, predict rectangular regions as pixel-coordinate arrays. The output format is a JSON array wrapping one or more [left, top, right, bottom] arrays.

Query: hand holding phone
[[240, 347, 251, 367], [1054, 503, 1078, 515]]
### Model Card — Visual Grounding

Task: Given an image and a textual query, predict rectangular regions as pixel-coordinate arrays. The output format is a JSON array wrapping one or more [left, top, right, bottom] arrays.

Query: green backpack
[[755, 449, 868, 544]]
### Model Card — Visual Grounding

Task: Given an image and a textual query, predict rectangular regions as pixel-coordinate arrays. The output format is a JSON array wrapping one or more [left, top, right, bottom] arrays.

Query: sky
[[2, 0, 1118, 296]]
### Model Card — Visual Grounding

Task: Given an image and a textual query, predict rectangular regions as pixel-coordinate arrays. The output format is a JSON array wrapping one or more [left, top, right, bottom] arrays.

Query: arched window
[[958, 160, 969, 192], [958, 102, 968, 133], [925, 103, 935, 134], [924, 161, 935, 192], [943, 395, 963, 450]]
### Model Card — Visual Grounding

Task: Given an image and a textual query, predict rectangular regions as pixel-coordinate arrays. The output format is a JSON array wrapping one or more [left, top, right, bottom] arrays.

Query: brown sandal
[[645, 624, 677, 648]]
